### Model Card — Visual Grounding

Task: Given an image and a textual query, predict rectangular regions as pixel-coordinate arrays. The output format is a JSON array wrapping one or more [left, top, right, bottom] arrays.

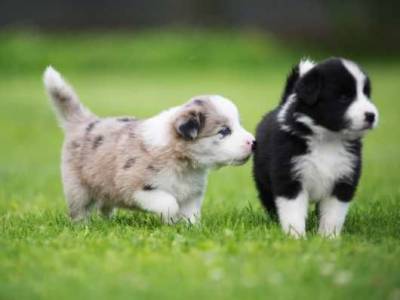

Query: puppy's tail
[[43, 66, 94, 127]]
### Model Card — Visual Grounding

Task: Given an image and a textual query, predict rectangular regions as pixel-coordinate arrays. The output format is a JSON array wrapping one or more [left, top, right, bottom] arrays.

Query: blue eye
[[218, 126, 231, 137]]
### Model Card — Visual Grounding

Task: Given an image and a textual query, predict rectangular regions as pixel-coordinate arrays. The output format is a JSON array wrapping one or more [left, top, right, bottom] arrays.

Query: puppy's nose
[[245, 139, 256, 151], [364, 112, 375, 124], [251, 140, 257, 151]]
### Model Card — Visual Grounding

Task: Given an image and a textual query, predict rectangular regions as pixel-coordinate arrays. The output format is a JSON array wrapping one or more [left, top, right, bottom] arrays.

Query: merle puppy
[[44, 67, 254, 224], [253, 58, 378, 238]]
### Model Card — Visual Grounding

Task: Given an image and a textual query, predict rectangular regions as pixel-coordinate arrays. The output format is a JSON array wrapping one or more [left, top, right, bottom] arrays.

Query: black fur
[[253, 58, 371, 218], [117, 117, 135, 122], [92, 135, 104, 149], [143, 184, 155, 191], [123, 158, 136, 169], [86, 120, 100, 132], [177, 112, 205, 140]]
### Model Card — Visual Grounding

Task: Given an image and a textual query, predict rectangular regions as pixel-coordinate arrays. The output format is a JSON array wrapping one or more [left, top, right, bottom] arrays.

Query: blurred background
[[1, 0, 400, 75], [1, 1, 400, 300], [1, 0, 399, 53]]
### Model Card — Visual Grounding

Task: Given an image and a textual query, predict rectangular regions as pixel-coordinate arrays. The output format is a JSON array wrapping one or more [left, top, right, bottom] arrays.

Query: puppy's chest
[[154, 169, 206, 203], [292, 139, 356, 200]]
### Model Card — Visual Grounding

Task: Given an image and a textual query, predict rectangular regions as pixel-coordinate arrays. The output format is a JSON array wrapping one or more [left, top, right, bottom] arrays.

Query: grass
[[0, 30, 400, 300]]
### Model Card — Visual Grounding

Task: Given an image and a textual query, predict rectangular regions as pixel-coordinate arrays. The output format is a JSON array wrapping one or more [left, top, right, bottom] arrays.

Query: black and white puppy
[[253, 58, 378, 238]]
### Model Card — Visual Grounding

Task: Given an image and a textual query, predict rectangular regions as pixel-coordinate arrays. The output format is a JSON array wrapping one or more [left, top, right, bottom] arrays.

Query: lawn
[[0, 30, 399, 300]]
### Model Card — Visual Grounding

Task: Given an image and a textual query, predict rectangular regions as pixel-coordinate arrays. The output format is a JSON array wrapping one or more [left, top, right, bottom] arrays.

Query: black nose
[[251, 140, 257, 152], [364, 112, 375, 124]]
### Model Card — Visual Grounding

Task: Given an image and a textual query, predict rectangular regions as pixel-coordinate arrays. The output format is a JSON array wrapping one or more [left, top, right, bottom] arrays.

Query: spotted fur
[[44, 66, 255, 223]]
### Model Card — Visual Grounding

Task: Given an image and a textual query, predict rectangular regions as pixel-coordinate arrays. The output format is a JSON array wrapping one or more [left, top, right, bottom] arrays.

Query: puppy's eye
[[339, 95, 351, 103], [218, 126, 232, 137]]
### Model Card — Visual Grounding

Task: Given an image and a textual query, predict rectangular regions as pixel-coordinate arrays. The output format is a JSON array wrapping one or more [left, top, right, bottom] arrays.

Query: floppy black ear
[[295, 69, 322, 105], [175, 111, 205, 140]]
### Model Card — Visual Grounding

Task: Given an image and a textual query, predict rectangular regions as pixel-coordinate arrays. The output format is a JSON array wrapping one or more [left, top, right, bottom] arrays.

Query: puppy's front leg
[[179, 196, 203, 224], [318, 197, 350, 238], [276, 191, 308, 238], [133, 190, 179, 224]]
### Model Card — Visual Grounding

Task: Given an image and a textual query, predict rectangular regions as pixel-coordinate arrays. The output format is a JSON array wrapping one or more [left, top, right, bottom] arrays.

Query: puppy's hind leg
[[98, 203, 115, 219], [63, 168, 93, 221], [254, 177, 277, 218]]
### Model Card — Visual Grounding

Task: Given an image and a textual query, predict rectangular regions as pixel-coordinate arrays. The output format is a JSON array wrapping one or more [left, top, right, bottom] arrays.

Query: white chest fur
[[154, 168, 207, 204], [292, 136, 356, 201]]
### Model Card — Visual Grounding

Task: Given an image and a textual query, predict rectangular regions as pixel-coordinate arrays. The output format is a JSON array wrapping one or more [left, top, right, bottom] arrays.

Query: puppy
[[253, 58, 378, 238], [43, 67, 255, 223]]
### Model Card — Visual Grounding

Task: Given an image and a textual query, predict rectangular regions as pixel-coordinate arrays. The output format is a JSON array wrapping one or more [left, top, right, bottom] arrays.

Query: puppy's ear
[[175, 110, 205, 140], [295, 69, 322, 105]]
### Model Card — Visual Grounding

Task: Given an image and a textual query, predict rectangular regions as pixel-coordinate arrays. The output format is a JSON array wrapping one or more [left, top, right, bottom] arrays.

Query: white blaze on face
[[342, 59, 379, 132]]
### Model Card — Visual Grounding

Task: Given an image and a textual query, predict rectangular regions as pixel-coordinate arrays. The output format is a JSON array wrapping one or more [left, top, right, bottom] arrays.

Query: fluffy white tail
[[43, 66, 93, 127]]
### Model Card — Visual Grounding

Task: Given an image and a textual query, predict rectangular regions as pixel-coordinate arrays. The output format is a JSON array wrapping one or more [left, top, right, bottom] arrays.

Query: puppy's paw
[[318, 223, 342, 239], [285, 225, 306, 239]]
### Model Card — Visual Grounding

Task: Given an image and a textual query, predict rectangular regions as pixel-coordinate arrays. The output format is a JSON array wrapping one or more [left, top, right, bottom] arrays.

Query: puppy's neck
[[140, 107, 180, 148], [278, 95, 313, 137]]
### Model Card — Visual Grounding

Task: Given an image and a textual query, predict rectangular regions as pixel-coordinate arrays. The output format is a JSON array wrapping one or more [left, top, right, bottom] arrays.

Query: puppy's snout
[[364, 112, 375, 125], [244, 138, 256, 152]]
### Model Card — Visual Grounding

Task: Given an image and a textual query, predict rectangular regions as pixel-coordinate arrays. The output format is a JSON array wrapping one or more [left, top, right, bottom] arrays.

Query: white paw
[[284, 224, 306, 239], [318, 223, 342, 238], [160, 204, 180, 225]]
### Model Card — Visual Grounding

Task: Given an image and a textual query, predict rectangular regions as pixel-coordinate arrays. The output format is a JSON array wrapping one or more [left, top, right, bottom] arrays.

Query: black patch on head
[[143, 184, 155, 191], [117, 117, 135, 122], [176, 111, 206, 140], [291, 58, 366, 132], [93, 135, 104, 149], [295, 68, 322, 106], [123, 158, 136, 169], [86, 120, 100, 132]]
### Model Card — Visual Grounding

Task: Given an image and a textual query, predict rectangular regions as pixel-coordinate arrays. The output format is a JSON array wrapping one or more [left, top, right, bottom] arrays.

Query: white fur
[[44, 66, 65, 89], [299, 59, 316, 76], [137, 96, 253, 222], [342, 59, 379, 132], [318, 197, 350, 237], [140, 107, 179, 147], [43, 67, 93, 125], [282, 114, 356, 238], [133, 190, 180, 223], [179, 195, 203, 224], [276, 191, 308, 238], [277, 95, 296, 124], [294, 115, 357, 201]]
